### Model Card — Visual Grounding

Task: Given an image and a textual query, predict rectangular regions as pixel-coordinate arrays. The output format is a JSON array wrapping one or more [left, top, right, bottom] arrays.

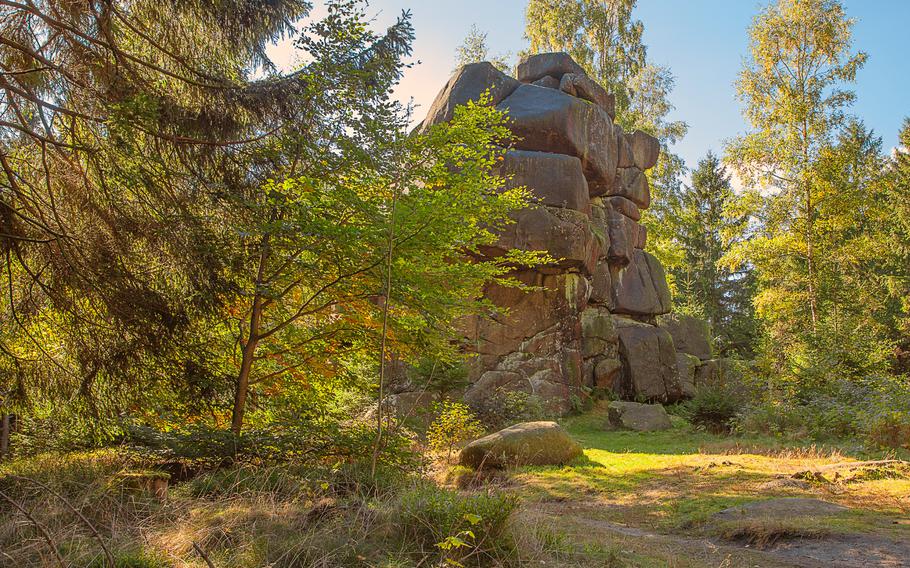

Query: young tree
[[725, 0, 867, 345], [226, 95, 536, 434], [455, 25, 511, 72]]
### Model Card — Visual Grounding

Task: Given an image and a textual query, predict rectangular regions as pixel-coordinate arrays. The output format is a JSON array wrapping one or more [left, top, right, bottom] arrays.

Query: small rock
[[531, 75, 561, 89]]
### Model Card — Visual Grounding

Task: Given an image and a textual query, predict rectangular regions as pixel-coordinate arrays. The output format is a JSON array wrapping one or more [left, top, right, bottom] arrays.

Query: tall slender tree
[[726, 0, 867, 347], [455, 25, 511, 72]]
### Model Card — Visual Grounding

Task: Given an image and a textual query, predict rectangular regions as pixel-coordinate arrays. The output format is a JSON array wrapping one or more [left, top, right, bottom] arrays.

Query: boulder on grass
[[459, 421, 582, 469], [606, 401, 672, 432]]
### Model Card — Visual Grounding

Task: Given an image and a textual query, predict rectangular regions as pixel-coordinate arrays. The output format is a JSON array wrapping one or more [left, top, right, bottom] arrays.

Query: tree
[[726, 0, 867, 348], [455, 25, 511, 72], [675, 152, 756, 355], [0, 0, 414, 437], [226, 94, 537, 434]]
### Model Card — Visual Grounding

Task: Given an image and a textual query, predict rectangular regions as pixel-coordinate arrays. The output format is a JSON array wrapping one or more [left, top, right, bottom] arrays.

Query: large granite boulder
[[675, 352, 700, 398], [497, 150, 590, 211], [659, 314, 713, 361], [496, 84, 617, 192], [606, 401, 672, 432], [419, 62, 519, 131], [592, 199, 644, 265], [482, 206, 599, 272], [516, 52, 586, 83], [629, 130, 660, 170], [559, 72, 615, 118], [611, 250, 672, 316], [612, 167, 650, 208], [459, 421, 582, 468], [615, 317, 684, 401]]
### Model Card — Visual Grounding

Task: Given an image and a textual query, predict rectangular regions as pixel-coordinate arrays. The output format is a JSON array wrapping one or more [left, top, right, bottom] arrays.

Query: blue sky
[[270, 1, 910, 172]]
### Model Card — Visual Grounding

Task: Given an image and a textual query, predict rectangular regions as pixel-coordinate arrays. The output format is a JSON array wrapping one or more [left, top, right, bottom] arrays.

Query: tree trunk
[[231, 236, 270, 435], [0, 414, 9, 459]]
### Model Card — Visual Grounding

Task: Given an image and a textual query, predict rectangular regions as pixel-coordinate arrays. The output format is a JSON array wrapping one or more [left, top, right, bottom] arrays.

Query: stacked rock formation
[[419, 53, 686, 413]]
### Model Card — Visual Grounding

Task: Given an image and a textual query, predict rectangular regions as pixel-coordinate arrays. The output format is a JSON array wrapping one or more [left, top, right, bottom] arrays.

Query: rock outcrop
[[421, 52, 685, 412]]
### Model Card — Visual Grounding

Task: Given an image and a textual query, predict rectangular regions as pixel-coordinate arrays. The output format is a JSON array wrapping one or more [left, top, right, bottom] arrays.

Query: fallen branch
[[812, 459, 909, 472], [193, 541, 216, 568]]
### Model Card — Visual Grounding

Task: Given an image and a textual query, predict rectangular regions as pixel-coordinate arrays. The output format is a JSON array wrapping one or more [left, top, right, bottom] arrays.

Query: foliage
[[469, 389, 548, 430], [673, 152, 757, 356], [396, 483, 518, 566], [455, 25, 512, 72], [683, 384, 746, 433], [0, 0, 415, 438], [724, 0, 879, 387], [426, 401, 484, 461]]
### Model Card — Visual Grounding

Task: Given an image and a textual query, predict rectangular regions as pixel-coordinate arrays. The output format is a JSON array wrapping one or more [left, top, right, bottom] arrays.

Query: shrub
[[396, 483, 518, 566], [683, 384, 745, 433], [469, 390, 547, 430], [863, 410, 910, 449], [426, 402, 484, 462]]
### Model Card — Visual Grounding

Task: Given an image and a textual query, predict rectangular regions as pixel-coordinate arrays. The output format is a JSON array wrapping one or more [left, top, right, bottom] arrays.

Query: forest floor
[[2, 412, 909, 567], [489, 409, 910, 567]]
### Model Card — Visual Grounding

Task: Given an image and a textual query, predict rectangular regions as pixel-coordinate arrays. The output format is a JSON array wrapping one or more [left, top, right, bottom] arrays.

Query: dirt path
[[533, 507, 910, 567]]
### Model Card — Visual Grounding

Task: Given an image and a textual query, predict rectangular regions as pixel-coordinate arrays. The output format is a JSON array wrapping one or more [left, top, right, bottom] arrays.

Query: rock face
[[459, 421, 582, 468], [606, 401, 672, 432], [421, 53, 685, 413]]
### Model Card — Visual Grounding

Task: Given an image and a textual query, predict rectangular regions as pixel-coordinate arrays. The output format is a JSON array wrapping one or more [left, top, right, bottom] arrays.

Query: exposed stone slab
[[482, 206, 598, 272], [614, 316, 683, 401], [420, 62, 520, 132], [589, 260, 614, 308], [581, 306, 618, 358], [659, 314, 713, 361], [497, 84, 617, 192], [594, 358, 622, 390], [559, 72, 615, 118], [615, 125, 635, 168], [516, 52, 587, 83], [532, 75, 560, 89], [606, 196, 641, 221], [498, 150, 590, 211], [611, 250, 672, 316], [611, 167, 651, 208], [462, 271, 589, 361], [630, 130, 660, 170], [676, 352, 699, 398]]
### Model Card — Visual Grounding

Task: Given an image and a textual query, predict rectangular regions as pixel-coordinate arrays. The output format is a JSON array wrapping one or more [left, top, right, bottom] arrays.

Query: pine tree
[[676, 152, 755, 355]]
